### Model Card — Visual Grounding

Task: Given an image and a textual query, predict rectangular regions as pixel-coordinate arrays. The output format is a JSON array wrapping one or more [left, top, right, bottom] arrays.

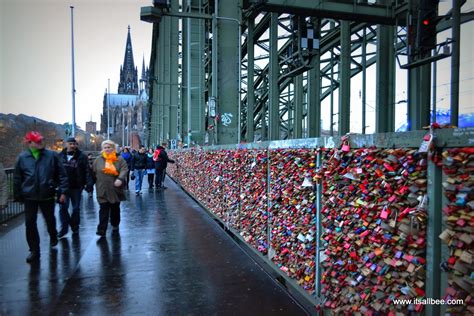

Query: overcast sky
[[1, 1, 472, 133], [0, 0, 153, 129]]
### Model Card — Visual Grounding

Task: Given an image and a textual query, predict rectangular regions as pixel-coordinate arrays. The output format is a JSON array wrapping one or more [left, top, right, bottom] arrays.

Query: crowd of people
[[10, 131, 175, 263]]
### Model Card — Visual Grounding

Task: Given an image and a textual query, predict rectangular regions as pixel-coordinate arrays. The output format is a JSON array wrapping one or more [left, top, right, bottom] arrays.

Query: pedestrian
[[57, 137, 90, 238], [131, 145, 147, 195], [120, 147, 132, 190], [153, 142, 175, 189], [13, 131, 68, 263], [87, 153, 94, 198], [91, 140, 128, 236], [146, 148, 155, 190], [0, 162, 8, 211]]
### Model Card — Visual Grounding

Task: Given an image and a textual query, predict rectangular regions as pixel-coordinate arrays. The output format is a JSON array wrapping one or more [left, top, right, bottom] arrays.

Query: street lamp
[[70, 6, 76, 137]]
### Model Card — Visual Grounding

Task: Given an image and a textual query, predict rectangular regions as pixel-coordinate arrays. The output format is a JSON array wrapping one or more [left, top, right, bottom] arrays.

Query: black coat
[[131, 152, 147, 170], [13, 149, 69, 201], [154, 146, 175, 170], [146, 154, 155, 169], [59, 148, 89, 189]]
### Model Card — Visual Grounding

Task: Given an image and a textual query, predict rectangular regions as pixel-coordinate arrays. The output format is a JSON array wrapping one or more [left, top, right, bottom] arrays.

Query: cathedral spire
[[124, 25, 134, 71], [141, 55, 146, 80], [118, 25, 138, 95]]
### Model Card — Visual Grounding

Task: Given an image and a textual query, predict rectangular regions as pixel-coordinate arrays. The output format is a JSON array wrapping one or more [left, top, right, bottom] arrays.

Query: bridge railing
[[1, 168, 25, 224]]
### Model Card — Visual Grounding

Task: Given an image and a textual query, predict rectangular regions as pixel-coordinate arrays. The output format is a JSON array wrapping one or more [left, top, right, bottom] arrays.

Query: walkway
[[0, 177, 307, 315]]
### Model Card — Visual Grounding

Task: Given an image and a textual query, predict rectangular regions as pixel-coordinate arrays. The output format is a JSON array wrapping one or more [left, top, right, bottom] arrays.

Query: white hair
[[101, 139, 117, 150]]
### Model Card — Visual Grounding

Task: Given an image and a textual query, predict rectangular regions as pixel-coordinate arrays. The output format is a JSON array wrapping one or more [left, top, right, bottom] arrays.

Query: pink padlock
[[341, 141, 351, 152]]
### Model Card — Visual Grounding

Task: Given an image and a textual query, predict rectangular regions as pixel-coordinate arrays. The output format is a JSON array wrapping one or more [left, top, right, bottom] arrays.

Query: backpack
[[153, 149, 162, 161]]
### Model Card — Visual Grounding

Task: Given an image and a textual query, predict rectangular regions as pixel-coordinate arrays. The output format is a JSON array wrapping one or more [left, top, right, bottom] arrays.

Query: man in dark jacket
[[13, 131, 68, 263], [57, 137, 90, 238], [131, 145, 147, 195], [153, 142, 175, 189]]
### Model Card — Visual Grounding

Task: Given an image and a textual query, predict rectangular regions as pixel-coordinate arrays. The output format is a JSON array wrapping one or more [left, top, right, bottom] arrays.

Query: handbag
[[131, 173, 136, 180]]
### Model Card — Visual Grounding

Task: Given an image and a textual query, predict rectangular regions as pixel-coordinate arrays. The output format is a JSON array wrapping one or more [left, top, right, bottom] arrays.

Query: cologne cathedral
[[100, 26, 149, 148]]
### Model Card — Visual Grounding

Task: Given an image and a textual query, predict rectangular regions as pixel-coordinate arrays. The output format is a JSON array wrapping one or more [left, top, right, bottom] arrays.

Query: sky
[[0, 0, 153, 130], [1, 0, 473, 134]]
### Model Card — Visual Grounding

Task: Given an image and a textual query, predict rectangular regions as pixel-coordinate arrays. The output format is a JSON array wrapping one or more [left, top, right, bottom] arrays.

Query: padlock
[[342, 141, 351, 152], [418, 133, 433, 153]]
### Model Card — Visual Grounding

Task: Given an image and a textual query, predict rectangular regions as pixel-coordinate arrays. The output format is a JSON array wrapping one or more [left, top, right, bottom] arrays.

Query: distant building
[[85, 121, 97, 135], [101, 26, 149, 148]]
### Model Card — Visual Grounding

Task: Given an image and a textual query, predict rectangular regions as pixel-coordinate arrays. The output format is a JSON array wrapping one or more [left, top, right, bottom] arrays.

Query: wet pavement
[[0, 178, 307, 315]]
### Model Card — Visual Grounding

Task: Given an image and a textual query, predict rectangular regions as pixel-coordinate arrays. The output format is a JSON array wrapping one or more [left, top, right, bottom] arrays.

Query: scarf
[[102, 151, 119, 176], [30, 148, 41, 160]]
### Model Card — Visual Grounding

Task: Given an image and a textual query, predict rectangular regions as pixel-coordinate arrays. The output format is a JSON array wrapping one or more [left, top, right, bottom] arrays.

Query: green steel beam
[[308, 37, 321, 136], [163, 16, 171, 141], [216, 0, 240, 144], [294, 74, 303, 139], [426, 158, 443, 316], [147, 23, 159, 147], [181, 19, 189, 142], [247, 19, 255, 143], [140, 6, 212, 22], [375, 24, 395, 133], [169, 0, 179, 141], [361, 27, 367, 134], [339, 21, 350, 135], [158, 21, 165, 144], [268, 13, 280, 140], [450, 0, 461, 126], [247, 0, 395, 25], [408, 65, 431, 130], [190, 16, 206, 144]]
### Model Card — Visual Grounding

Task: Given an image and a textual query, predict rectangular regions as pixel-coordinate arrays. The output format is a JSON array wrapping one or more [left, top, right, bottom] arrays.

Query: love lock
[[341, 140, 351, 153]]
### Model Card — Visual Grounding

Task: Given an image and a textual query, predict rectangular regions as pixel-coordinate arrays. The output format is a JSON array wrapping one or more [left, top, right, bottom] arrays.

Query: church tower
[[118, 26, 139, 95], [140, 56, 149, 91]]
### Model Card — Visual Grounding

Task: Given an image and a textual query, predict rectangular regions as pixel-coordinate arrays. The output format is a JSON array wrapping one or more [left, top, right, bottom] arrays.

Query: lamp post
[[122, 108, 125, 147], [70, 6, 76, 137], [107, 78, 110, 139]]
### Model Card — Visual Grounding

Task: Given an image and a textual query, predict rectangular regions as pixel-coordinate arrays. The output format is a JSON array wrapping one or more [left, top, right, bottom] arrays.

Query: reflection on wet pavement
[[0, 178, 306, 315]]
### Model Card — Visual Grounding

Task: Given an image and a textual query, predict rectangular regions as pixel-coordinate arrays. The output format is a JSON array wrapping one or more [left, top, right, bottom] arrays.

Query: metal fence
[[0, 168, 24, 224]]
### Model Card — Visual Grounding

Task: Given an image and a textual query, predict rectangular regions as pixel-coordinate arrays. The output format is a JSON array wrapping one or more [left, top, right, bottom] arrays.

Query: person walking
[[13, 131, 68, 263], [57, 137, 90, 238], [153, 142, 175, 190], [146, 148, 155, 190], [91, 140, 128, 236], [87, 153, 94, 198], [131, 145, 147, 196], [0, 162, 8, 211], [120, 147, 132, 190]]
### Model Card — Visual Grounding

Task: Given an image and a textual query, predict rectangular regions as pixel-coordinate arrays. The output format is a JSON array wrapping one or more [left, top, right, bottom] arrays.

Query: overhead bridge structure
[[141, 0, 471, 146]]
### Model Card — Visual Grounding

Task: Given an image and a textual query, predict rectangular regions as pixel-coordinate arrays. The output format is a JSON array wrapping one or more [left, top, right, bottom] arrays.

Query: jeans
[[97, 202, 121, 233], [134, 169, 145, 192], [58, 188, 82, 233], [24, 199, 57, 252]]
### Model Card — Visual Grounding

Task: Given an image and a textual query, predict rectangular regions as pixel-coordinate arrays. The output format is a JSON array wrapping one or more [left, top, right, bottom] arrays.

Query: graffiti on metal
[[221, 113, 233, 127]]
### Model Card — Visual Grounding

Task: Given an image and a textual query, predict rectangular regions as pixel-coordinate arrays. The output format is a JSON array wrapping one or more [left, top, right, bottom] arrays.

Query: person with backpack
[[153, 142, 175, 189]]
